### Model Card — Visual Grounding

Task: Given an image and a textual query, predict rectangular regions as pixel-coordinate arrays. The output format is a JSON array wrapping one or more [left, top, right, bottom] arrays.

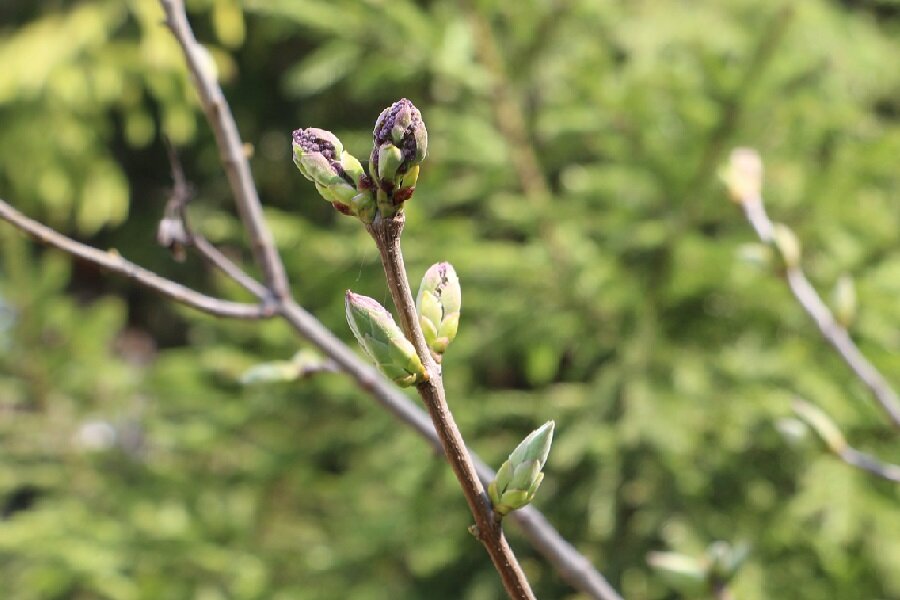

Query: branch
[[158, 0, 290, 301], [0, 198, 270, 320], [158, 140, 269, 300], [792, 399, 900, 483], [277, 297, 623, 599], [366, 214, 536, 600], [726, 148, 900, 429]]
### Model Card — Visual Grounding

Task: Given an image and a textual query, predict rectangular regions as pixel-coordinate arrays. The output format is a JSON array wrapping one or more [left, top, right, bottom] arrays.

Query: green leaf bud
[[415, 262, 461, 362], [376, 143, 405, 183], [345, 291, 428, 387], [488, 421, 554, 517]]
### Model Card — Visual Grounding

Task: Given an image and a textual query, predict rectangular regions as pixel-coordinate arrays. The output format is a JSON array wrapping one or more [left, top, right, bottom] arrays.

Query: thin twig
[[190, 235, 269, 299], [792, 398, 900, 483], [160, 140, 269, 299], [158, 0, 290, 301], [0, 198, 269, 320], [738, 192, 900, 429], [840, 446, 900, 483], [366, 214, 536, 600]]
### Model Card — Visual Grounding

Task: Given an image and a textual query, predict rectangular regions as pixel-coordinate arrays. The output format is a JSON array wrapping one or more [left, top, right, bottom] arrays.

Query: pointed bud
[[368, 98, 428, 216], [772, 223, 801, 269], [832, 275, 856, 329], [345, 291, 428, 387], [721, 147, 763, 204], [415, 262, 461, 362], [292, 127, 369, 219], [792, 398, 846, 455], [488, 421, 554, 517]]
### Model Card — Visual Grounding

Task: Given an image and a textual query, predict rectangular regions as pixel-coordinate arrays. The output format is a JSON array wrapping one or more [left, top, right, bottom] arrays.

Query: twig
[[792, 399, 900, 483], [740, 194, 900, 429], [159, 140, 269, 299], [158, 0, 290, 301], [840, 446, 900, 483], [190, 235, 269, 298], [0, 198, 269, 320], [366, 214, 536, 600]]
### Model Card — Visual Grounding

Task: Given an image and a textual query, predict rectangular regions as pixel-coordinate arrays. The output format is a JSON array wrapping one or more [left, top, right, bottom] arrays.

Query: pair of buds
[[292, 98, 427, 222], [344, 262, 461, 387]]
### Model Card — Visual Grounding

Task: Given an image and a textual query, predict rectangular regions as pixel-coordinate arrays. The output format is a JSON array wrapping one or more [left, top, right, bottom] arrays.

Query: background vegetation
[[1, 0, 899, 598]]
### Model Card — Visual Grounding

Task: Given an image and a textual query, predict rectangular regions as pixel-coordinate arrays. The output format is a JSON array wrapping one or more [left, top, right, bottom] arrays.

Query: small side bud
[[369, 98, 428, 216], [488, 421, 555, 517], [832, 275, 857, 329], [792, 398, 847, 455], [345, 291, 428, 387], [771, 223, 801, 269], [721, 147, 763, 204], [415, 262, 461, 362]]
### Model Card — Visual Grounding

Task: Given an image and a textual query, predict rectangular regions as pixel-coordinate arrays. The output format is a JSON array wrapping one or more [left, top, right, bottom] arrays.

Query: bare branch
[[792, 399, 900, 483], [190, 235, 269, 299], [727, 148, 900, 429], [158, 0, 290, 301], [840, 446, 900, 483], [159, 141, 269, 300], [0, 198, 270, 320]]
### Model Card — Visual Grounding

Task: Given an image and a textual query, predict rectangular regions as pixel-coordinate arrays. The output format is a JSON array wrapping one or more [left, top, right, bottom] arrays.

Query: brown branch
[[277, 298, 623, 599], [0, 198, 270, 320], [733, 174, 900, 429], [366, 214, 536, 600], [159, 140, 269, 300], [158, 0, 290, 301]]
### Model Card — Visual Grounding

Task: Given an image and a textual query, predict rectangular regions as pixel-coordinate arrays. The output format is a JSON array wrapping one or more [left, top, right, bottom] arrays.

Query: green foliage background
[[1, 1, 899, 598]]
